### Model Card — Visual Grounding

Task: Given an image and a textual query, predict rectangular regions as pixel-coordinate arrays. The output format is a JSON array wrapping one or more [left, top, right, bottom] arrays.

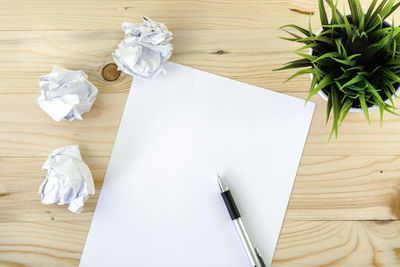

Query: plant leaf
[[365, 80, 385, 103], [359, 93, 371, 125], [383, 105, 400, 116], [318, 0, 329, 29], [347, 66, 365, 71], [348, 0, 362, 26], [273, 60, 311, 71], [296, 35, 335, 45], [335, 71, 353, 81], [280, 24, 312, 36], [340, 75, 364, 89], [324, 0, 344, 22], [368, 0, 388, 29], [284, 68, 316, 83], [385, 2, 400, 19], [295, 52, 318, 61], [328, 86, 340, 141], [366, 0, 378, 22], [331, 57, 356, 66], [346, 54, 362, 60], [342, 9, 353, 38], [383, 88, 395, 106], [326, 88, 332, 124], [376, 97, 384, 127], [307, 72, 334, 102], [339, 98, 353, 126], [379, 0, 395, 20], [281, 29, 303, 40], [331, 0, 341, 24], [312, 51, 340, 63], [379, 68, 400, 82], [359, 11, 365, 32], [295, 43, 317, 51]]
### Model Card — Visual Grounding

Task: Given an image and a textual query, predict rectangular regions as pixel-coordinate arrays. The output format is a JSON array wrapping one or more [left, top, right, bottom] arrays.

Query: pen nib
[[217, 173, 228, 192]]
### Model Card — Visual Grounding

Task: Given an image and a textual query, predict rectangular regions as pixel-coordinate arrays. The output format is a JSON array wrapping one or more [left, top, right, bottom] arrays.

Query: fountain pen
[[217, 174, 267, 267]]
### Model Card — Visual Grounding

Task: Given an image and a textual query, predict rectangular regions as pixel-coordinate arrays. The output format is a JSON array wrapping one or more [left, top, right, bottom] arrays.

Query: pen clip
[[255, 248, 267, 267]]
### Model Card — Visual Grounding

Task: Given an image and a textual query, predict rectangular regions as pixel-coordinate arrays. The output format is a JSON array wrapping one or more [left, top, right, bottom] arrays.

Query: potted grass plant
[[275, 0, 400, 140]]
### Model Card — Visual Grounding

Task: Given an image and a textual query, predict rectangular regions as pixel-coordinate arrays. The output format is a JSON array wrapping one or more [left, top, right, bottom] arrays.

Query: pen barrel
[[221, 190, 241, 220], [234, 218, 263, 267]]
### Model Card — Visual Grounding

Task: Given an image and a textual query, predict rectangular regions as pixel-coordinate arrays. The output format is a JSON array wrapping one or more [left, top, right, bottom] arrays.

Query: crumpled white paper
[[39, 145, 95, 213], [36, 66, 98, 122], [112, 17, 173, 78]]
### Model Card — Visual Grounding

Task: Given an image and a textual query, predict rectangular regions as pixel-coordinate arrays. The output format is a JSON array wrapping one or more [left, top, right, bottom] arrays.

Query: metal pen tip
[[217, 173, 229, 192]]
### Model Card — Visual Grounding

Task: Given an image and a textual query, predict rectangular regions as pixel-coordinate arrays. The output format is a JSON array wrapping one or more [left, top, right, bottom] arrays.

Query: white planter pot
[[308, 18, 400, 112]]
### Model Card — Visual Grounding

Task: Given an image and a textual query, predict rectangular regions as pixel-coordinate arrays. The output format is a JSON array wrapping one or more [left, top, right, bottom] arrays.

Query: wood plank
[[0, 221, 88, 267], [0, 0, 321, 31], [1, 156, 399, 222], [3, 1, 395, 94], [289, 155, 400, 220], [0, 184, 8, 196], [0, 93, 127, 157], [0, 220, 399, 266], [0, 157, 106, 223], [2, 0, 400, 265], [2, 93, 400, 157], [274, 220, 400, 266], [0, 30, 313, 94], [0, 0, 393, 31], [304, 96, 400, 156]]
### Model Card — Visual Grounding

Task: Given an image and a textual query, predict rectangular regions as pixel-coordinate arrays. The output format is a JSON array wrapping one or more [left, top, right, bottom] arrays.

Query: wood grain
[[0, 94, 126, 157], [2, 93, 400, 157], [1, 0, 400, 266], [0, 156, 399, 222], [0, 0, 319, 31], [0, 221, 88, 267], [274, 221, 400, 266], [0, 220, 399, 266], [0, 29, 312, 94], [0, 184, 8, 196], [0, 0, 396, 31], [290, 155, 400, 220]]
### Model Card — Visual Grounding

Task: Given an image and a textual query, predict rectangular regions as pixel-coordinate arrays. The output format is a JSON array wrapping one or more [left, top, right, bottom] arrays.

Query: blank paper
[[80, 62, 315, 267]]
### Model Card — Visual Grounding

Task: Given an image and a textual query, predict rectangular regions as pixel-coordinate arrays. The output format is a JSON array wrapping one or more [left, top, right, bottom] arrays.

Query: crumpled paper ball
[[112, 17, 173, 78], [36, 66, 98, 122], [39, 145, 95, 213]]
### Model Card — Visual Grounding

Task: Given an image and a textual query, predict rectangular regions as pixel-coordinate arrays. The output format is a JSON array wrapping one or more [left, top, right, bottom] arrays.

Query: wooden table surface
[[1, 0, 400, 266]]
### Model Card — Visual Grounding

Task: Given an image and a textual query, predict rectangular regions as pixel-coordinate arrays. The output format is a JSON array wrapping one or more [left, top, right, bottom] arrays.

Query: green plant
[[276, 0, 400, 140]]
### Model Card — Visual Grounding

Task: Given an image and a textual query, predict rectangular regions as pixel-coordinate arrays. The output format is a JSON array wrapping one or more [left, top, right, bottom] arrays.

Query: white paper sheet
[[80, 62, 315, 267]]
